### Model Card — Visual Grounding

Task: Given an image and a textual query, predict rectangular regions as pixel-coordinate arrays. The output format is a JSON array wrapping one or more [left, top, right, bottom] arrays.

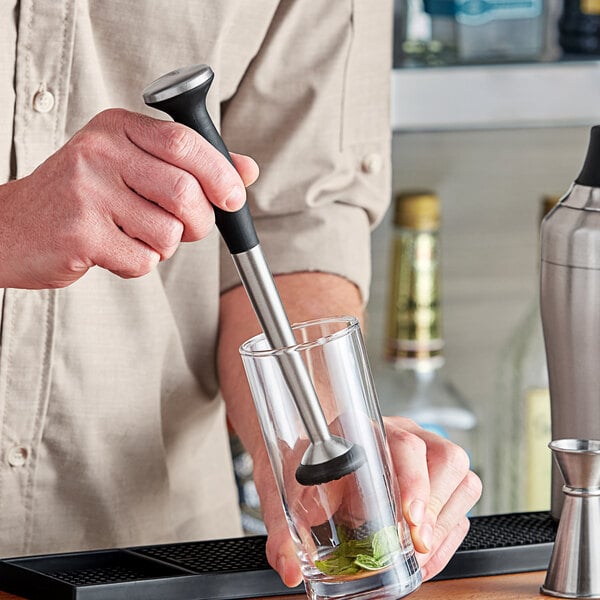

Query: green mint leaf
[[372, 525, 401, 561], [344, 537, 373, 557], [315, 524, 400, 576], [315, 554, 356, 576], [354, 554, 385, 571], [336, 524, 351, 544]]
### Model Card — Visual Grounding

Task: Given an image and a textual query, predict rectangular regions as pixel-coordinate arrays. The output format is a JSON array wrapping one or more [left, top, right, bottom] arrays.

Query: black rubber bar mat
[[0, 511, 556, 600]]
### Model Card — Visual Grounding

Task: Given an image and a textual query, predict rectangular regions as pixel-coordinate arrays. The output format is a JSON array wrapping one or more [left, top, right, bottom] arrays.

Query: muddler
[[142, 64, 366, 486]]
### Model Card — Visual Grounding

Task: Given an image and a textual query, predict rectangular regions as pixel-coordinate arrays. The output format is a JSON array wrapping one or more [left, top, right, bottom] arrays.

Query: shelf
[[391, 60, 600, 131]]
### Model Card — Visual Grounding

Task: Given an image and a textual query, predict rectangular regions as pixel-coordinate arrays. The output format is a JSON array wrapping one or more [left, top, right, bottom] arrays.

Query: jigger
[[542, 439, 600, 599]]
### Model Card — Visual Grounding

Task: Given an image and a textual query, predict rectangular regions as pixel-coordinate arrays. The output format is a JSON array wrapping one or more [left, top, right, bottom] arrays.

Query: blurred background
[[365, 0, 600, 516]]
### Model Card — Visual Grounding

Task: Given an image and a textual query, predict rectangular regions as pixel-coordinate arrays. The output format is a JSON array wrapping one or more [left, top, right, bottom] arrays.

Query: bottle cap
[[394, 191, 440, 230]]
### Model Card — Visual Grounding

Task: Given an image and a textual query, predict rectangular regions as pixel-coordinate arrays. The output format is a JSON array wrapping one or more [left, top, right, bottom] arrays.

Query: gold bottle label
[[385, 230, 442, 361], [582, 0, 600, 15], [525, 387, 551, 511]]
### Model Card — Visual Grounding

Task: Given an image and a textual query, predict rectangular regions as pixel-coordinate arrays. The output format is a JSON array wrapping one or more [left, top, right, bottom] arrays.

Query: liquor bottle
[[375, 191, 479, 469], [493, 195, 560, 515], [559, 0, 600, 54], [396, 0, 458, 67]]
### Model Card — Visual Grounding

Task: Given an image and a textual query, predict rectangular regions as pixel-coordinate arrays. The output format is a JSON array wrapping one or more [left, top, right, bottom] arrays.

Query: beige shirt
[[0, 0, 392, 557]]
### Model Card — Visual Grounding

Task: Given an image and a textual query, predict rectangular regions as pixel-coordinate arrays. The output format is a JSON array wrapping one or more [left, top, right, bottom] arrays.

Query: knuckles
[[181, 207, 215, 242], [157, 218, 185, 257], [65, 126, 113, 176], [170, 172, 215, 241], [66, 108, 138, 167], [89, 107, 133, 131], [104, 247, 161, 281], [163, 123, 197, 163], [388, 426, 428, 457], [170, 170, 201, 223], [120, 252, 160, 279], [171, 171, 198, 205], [435, 441, 471, 480]]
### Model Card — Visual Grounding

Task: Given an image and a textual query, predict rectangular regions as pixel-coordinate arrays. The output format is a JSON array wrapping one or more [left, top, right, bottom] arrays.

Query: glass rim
[[239, 315, 360, 358]]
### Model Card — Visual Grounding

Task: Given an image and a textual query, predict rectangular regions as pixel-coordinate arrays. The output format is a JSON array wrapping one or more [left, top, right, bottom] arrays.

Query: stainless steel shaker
[[540, 125, 600, 519]]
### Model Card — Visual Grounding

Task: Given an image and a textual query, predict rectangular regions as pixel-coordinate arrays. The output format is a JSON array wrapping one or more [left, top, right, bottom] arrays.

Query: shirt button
[[32, 87, 55, 113], [7, 446, 29, 467], [360, 153, 383, 175]]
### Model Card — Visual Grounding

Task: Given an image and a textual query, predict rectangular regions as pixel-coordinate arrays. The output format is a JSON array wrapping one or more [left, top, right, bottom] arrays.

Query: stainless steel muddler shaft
[[143, 64, 365, 485]]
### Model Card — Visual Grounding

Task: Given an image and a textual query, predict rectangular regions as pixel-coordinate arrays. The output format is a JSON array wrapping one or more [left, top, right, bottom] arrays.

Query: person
[[0, 0, 481, 587]]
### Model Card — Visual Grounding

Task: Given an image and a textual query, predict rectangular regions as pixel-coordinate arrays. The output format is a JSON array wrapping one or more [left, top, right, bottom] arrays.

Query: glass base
[[304, 557, 422, 600]]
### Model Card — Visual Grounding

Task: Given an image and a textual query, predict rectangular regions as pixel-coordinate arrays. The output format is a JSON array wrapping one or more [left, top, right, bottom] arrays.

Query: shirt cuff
[[219, 202, 372, 304]]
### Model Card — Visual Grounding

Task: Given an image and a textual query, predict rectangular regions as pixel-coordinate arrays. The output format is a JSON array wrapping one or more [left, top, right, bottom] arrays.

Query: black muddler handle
[[142, 65, 257, 255]]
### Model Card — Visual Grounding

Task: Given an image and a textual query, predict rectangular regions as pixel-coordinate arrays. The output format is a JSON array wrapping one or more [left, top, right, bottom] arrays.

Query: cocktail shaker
[[540, 125, 600, 519]]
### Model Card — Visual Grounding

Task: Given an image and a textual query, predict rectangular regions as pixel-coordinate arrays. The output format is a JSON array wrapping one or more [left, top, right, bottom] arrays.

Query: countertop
[[0, 570, 549, 600]]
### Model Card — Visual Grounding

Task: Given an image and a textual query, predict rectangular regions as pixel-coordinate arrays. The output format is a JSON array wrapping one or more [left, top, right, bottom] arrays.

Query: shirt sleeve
[[219, 0, 392, 304]]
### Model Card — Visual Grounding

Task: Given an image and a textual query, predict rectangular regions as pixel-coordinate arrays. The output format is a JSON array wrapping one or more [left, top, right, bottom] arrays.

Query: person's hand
[[251, 445, 305, 588], [218, 276, 480, 586], [0, 108, 259, 289], [385, 416, 482, 581], [253, 416, 482, 587]]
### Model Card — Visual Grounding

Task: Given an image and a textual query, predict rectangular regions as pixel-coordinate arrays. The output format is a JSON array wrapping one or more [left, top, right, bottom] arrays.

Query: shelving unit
[[392, 60, 600, 131]]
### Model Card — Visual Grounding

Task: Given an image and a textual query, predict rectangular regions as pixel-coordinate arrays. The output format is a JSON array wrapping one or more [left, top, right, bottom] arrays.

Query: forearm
[[218, 271, 363, 458]]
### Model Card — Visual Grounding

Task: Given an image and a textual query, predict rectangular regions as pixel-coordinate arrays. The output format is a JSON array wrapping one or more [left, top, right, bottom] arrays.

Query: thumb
[[230, 152, 259, 188], [252, 452, 303, 588], [265, 518, 303, 588]]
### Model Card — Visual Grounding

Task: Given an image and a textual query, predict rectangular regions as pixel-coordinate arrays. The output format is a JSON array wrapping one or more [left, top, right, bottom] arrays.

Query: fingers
[[414, 431, 480, 574], [385, 416, 482, 579], [117, 148, 259, 244], [92, 229, 161, 280], [251, 453, 303, 588], [431, 469, 481, 548], [265, 520, 303, 588], [111, 110, 259, 243], [392, 417, 473, 516], [121, 110, 257, 212], [385, 418, 432, 554], [118, 146, 215, 243], [230, 152, 260, 188], [417, 470, 481, 580], [419, 517, 470, 581], [419, 429, 472, 520], [108, 186, 184, 261]]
